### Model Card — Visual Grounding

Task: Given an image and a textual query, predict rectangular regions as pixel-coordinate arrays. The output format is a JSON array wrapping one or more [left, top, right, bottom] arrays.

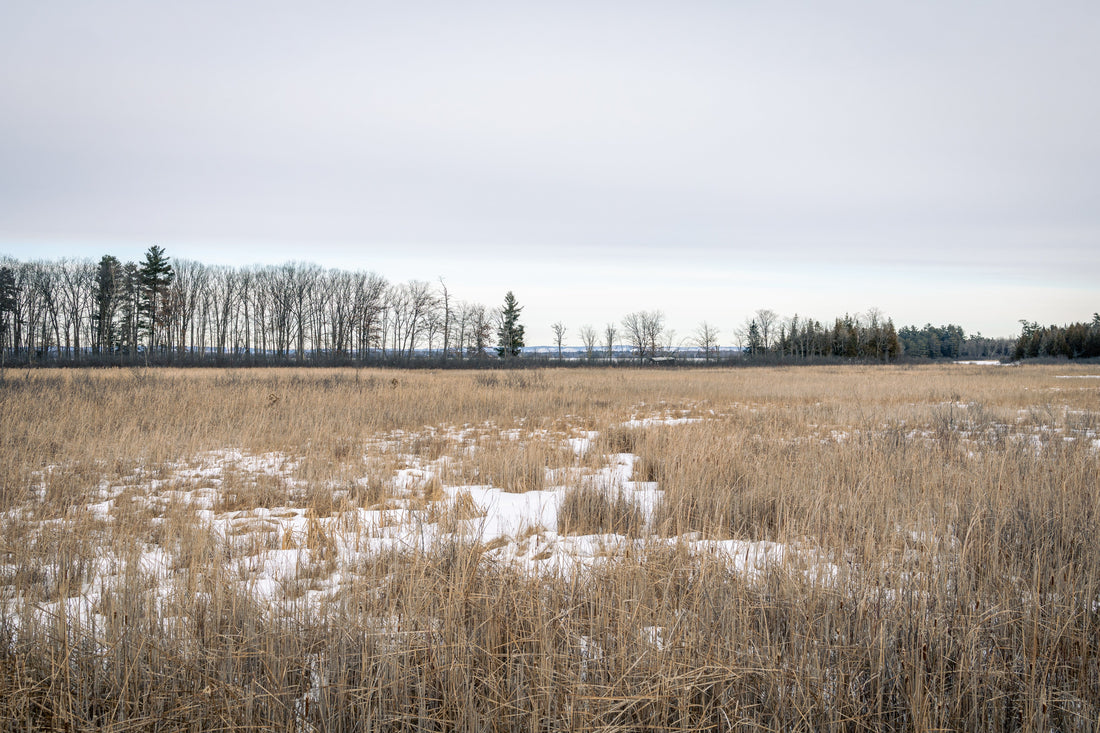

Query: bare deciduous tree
[[169, 260, 208, 357], [386, 280, 439, 359], [604, 322, 617, 364], [579, 324, 598, 360], [693, 321, 720, 362], [466, 303, 494, 359], [621, 312, 645, 361], [755, 308, 778, 353], [438, 277, 452, 358], [551, 321, 567, 361], [622, 310, 665, 361]]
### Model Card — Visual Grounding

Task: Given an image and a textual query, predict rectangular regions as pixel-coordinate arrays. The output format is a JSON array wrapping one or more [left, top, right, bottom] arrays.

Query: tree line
[[0, 248, 1022, 367], [1014, 315, 1100, 360], [0, 248, 532, 366]]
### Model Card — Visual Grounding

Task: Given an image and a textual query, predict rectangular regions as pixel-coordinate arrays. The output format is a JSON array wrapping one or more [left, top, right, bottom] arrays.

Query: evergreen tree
[[1013, 317, 1100, 360], [0, 266, 15, 314], [0, 265, 18, 362], [747, 321, 762, 356], [118, 262, 142, 355], [139, 246, 174, 352], [93, 255, 122, 353], [496, 291, 525, 358], [883, 320, 899, 361]]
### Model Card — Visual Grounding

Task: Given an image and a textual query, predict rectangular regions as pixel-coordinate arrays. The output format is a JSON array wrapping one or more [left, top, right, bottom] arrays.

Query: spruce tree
[[496, 291, 525, 358], [0, 265, 17, 363], [93, 255, 122, 353], [139, 246, 174, 352], [747, 321, 761, 356]]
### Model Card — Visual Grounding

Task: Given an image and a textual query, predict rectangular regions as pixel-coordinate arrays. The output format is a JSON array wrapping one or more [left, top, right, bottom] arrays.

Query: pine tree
[[139, 246, 174, 352], [747, 321, 762, 356], [496, 291, 525, 358], [93, 255, 122, 353], [0, 265, 18, 363], [119, 262, 142, 356]]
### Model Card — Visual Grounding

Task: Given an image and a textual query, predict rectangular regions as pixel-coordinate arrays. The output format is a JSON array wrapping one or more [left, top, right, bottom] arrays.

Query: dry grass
[[0, 364, 1098, 730], [558, 484, 645, 537]]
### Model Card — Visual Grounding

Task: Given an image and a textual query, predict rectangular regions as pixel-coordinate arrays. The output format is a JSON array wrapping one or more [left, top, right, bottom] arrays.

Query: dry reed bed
[[0, 364, 1098, 731]]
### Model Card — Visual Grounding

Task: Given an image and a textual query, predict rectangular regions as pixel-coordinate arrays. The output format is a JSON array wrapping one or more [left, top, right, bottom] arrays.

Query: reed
[[0, 364, 1097, 730]]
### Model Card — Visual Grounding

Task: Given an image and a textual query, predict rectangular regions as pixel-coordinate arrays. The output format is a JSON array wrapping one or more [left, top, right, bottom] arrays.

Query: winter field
[[1, 365, 1098, 731]]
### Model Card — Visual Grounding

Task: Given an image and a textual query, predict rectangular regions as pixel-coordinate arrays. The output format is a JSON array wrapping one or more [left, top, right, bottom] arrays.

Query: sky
[[2, 1, 1098, 345]]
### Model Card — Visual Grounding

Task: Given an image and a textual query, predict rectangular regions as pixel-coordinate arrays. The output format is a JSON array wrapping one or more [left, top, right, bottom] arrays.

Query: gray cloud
[[2, 1, 1098, 338]]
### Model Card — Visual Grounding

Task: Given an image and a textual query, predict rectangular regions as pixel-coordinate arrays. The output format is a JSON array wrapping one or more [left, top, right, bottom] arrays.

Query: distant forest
[[0, 248, 1078, 367], [1014, 316, 1100, 360]]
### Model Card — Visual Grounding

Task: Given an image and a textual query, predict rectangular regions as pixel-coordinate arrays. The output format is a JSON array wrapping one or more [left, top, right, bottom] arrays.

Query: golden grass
[[0, 363, 1098, 730]]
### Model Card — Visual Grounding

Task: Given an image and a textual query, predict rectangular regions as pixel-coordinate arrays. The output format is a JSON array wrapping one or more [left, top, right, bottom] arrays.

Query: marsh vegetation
[[0, 365, 1097, 730]]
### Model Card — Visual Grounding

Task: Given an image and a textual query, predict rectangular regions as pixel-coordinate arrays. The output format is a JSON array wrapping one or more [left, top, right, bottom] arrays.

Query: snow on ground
[[5, 402, 1093, 633], [2, 410, 842, 635], [621, 406, 704, 428]]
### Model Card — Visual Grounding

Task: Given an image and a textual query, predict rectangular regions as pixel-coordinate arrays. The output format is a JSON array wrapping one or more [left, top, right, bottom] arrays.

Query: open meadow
[[1, 364, 1098, 731]]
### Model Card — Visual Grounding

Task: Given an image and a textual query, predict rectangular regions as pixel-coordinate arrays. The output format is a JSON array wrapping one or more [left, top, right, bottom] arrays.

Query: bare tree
[[659, 325, 677, 355], [34, 262, 61, 362], [8, 261, 42, 361], [466, 303, 494, 359], [579, 324, 598, 360], [621, 312, 646, 361], [245, 266, 265, 357], [604, 322, 617, 363], [438, 277, 452, 358], [755, 308, 779, 353], [278, 262, 321, 361], [425, 309, 445, 356], [386, 280, 439, 359], [644, 311, 665, 357], [551, 321, 567, 361], [170, 260, 208, 357], [353, 271, 386, 359], [451, 301, 471, 361], [266, 265, 297, 358], [324, 269, 354, 356], [55, 259, 94, 358], [622, 310, 665, 361], [693, 321, 720, 362], [207, 266, 241, 356]]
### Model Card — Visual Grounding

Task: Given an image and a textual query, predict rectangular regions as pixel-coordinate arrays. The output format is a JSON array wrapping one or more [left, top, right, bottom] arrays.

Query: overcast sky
[[2, 1, 1097, 344]]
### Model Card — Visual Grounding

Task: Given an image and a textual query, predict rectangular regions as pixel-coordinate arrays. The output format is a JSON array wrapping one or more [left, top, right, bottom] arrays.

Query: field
[[1, 364, 1098, 731]]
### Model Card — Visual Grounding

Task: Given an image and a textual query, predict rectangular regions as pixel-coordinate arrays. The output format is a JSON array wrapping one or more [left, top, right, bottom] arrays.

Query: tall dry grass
[[0, 364, 1098, 730]]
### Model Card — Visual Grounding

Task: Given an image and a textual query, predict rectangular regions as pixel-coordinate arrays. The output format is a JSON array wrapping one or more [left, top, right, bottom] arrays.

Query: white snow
[[622, 416, 701, 428], [0, 414, 862, 630]]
